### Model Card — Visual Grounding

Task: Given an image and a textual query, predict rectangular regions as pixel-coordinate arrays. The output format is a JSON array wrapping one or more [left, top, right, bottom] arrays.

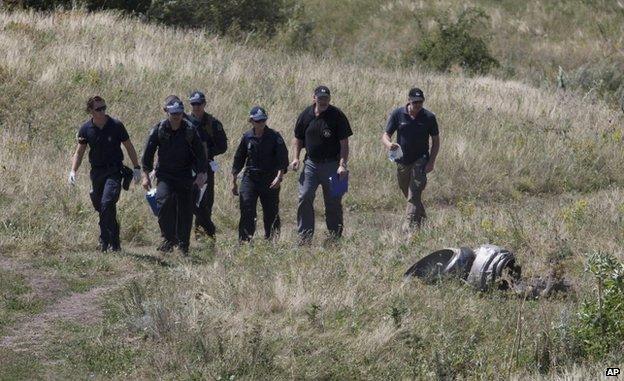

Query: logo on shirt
[[107, 136, 112, 142], [322, 128, 332, 138]]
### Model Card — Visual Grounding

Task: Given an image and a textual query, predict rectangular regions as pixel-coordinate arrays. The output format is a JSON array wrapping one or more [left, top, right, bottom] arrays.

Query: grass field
[[0, 9, 623, 380]]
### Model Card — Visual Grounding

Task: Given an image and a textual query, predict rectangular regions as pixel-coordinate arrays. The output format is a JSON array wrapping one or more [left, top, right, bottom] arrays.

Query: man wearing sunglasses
[[69, 95, 141, 252], [187, 91, 228, 241], [141, 96, 208, 255], [381, 88, 440, 229]]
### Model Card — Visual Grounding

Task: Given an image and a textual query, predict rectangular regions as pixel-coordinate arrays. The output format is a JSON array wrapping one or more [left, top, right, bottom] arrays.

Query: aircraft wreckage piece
[[404, 245, 522, 291]]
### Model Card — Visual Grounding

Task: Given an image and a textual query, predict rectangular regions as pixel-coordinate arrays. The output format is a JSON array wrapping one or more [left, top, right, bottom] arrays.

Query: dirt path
[[0, 255, 135, 355]]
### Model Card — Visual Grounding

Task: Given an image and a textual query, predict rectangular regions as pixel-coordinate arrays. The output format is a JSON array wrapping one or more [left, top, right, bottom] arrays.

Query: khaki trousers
[[397, 157, 428, 227]]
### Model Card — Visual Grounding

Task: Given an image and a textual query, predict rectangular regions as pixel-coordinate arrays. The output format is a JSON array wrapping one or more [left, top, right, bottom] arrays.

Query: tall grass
[[1, 9, 623, 379]]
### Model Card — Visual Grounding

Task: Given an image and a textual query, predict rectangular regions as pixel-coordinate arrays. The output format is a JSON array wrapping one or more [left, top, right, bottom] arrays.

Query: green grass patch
[[0, 348, 42, 381]]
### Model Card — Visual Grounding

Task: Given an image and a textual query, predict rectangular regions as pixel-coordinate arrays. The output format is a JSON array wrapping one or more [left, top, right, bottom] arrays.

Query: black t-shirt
[[294, 104, 353, 161], [77, 116, 129, 167], [385, 106, 439, 165]]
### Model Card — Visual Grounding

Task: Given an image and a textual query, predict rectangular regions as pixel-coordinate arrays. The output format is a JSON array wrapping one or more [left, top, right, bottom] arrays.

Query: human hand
[[290, 159, 300, 171], [142, 175, 151, 191], [231, 182, 239, 196], [425, 161, 435, 173], [269, 176, 282, 189], [389, 143, 400, 151], [68, 170, 76, 185], [337, 164, 348, 179], [194, 172, 207, 188], [133, 167, 141, 184]]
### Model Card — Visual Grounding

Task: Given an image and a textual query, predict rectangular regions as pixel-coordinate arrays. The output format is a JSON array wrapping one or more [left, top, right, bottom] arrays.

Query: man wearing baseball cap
[[231, 106, 289, 241], [141, 95, 208, 255], [291, 85, 353, 244], [187, 90, 228, 241], [381, 87, 440, 229]]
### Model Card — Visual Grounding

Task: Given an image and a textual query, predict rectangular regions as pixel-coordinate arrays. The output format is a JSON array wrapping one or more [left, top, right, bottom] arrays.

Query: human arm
[[270, 133, 289, 189], [141, 128, 158, 190], [69, 143, 87, 185], [425, 135, 440, 173], [212, 119, 228, 156], [231, 136, 248, 196]]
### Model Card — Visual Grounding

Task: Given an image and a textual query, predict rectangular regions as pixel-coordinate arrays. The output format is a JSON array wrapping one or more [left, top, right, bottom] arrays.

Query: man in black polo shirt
[[188, 91, 228, 240], [291, 85, 353, 243], [381, 87, 440, 228], [141, 96, 208, 255], [69, 95, 142, 252]]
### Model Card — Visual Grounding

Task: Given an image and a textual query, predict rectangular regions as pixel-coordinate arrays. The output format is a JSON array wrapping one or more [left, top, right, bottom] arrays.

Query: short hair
[[86, 96, 105, 112]]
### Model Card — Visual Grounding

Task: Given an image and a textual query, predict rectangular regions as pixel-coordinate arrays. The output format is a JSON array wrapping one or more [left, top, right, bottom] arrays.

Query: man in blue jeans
[[291, 86, 353, 244]]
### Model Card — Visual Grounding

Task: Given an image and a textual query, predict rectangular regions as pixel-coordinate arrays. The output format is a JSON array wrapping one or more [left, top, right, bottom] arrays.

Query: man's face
[[409, 100, 424, 114], [191, 101, 205, 115], [168, 112, 183, 124], [89, 100, 107, 118], [250, 119, 267, 128], [314, 95, 331, 109]]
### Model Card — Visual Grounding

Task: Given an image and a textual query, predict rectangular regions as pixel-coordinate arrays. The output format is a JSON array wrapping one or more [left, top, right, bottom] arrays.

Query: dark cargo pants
[[238, 171, 280, 241], [156, 178, 194, 250], [397, 157, 428, 227], [90, 167, 122, 248], [193, 170, 216, 237], [297, 159, 343, 242]]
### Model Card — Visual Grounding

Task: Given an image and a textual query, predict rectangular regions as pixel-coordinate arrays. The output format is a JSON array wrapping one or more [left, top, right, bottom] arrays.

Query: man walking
[[232, 106, 289, 242], [187, 91, 228, 240], [291, 86, 352, 244], [381, 87, 440, 228], [69, 96, 141, 252], [141, 96, 208, 255]]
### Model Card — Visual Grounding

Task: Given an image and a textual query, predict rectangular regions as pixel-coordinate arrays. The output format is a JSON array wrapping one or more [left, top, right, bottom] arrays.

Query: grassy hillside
[[284, 0, 624, 105], [1, 9, 623, 380]]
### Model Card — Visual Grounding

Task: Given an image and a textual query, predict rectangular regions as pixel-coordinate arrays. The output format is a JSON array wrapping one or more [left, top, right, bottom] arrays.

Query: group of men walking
[[69, 86, 440, 254]]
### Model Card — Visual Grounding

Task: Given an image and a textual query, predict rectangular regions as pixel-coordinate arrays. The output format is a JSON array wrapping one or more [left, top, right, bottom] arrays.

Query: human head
[[249, 106, 268, 127], [164, 96, 184, 124], [86, 95, 107, 118], [408, 87, 425, 112], [313, 85, 331, 109], [189, 91, 206, 115]]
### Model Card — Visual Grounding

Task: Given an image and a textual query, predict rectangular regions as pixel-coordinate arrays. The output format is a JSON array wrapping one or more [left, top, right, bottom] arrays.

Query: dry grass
[[0, 9, 623, 379]]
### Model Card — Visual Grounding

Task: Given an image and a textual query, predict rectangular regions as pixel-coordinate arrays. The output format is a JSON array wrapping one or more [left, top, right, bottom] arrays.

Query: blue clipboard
[[145, 189, 159, 216], [329, 172, 348, 198]]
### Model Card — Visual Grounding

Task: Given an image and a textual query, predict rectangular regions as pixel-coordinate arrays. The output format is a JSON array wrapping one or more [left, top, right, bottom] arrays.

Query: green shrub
[[146, 0, 294, 36], [409, 8, 498, 75], [5, 0, 150, 13], [575, 252, 624, 359]]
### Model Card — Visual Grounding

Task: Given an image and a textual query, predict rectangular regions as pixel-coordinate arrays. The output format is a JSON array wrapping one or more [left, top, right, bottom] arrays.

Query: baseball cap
[[189, 91, 206, 104], [165, 100, 184, 114], [249, 106, 268, 121], [408, 88, 425, 102], [314, 85, 331, 98]]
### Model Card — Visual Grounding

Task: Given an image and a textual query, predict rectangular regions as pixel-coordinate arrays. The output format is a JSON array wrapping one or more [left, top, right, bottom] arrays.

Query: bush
[[4, 0, 150, 13], [575, 252, 624, 359], [146, 0, 295, 36], [408, 8, 498, 75]]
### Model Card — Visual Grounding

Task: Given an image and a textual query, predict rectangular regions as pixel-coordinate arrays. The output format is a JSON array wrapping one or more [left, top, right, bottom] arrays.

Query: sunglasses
[[93, 105, 107, 112], [190, 102, 204, 106], [169, 112, 183, 116]]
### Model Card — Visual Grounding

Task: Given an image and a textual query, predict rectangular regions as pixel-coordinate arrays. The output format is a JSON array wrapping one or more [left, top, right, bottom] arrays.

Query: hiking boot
[[178, 242, 190, 256], [98, 241, 109, 252], [110, 244, 122, 252], [157, 240, 175, 253]]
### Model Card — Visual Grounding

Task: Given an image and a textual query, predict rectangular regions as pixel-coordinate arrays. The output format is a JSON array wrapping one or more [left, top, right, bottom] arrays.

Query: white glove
[[68, 170, 76, 185], [133, 167, 141, 184]]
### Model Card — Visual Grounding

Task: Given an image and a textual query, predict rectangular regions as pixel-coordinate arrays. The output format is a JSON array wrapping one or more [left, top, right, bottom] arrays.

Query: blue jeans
[[297, 159, 343, 242]]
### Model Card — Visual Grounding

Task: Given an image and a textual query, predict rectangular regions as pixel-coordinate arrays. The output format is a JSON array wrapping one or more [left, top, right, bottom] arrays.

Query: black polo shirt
[[232, 127, 289, 175], [77, 116, 129, 167], [294, 104, 353, 162], [385, 106, 439, 165]]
